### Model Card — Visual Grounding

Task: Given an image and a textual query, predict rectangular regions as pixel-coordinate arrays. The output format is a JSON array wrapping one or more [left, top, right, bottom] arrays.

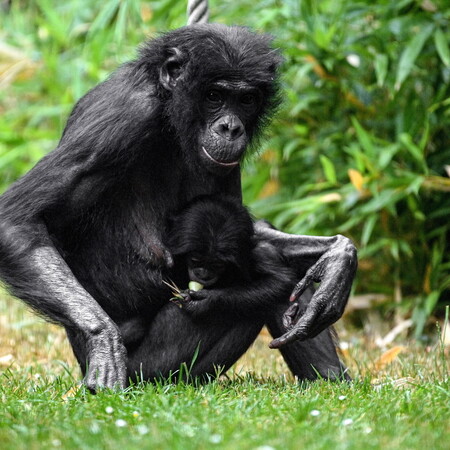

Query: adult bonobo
[[0, 24, 356, 390]]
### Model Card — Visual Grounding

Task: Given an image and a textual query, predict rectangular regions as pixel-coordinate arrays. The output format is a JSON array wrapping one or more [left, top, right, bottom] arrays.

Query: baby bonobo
[[119, 196, 297, 348], [167, 196, 255, 303]]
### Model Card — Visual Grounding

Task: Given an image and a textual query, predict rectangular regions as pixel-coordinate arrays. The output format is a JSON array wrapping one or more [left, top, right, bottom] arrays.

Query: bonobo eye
[[240, 93, 257, 106], [206, 90, 223, 104]]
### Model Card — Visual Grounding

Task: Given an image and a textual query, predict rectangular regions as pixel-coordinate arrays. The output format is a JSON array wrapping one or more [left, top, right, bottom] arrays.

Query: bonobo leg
[[125, 303, 264, 383], [125, 292, 349, 384], [265, 288, 350, 381]]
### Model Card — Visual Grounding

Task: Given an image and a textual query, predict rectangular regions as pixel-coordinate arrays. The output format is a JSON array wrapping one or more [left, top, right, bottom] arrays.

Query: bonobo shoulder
[[67, 63, 157, 119], [252, 240, 281, 261]]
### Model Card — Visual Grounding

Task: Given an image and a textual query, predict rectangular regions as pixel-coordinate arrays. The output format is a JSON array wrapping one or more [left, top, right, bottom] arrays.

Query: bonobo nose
[[193, 267, 208, 279], [212, 115, 244, 141], [192, 268, 218, 286]]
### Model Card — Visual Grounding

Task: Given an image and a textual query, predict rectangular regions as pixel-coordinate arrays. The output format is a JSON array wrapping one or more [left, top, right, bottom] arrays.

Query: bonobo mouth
[[202, 147, 240, 168]]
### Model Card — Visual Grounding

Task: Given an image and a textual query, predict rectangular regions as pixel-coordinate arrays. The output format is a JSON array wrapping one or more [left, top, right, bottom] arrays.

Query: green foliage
[[0, 0, 449, 334], [235, 0, 450, 335]]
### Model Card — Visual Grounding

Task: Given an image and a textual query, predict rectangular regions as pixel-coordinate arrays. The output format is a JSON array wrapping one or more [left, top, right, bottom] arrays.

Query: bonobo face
[[157, 25, 282, 175], [187, 255, 226, 287], [198, 81, 262, 172]]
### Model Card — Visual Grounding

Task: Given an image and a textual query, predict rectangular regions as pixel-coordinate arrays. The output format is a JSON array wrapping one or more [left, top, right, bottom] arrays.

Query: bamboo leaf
[[425, 291, 440, 315], [36, 0, 68, 46], [115, 1, 129, 42], [89, 0, 120, 36], [319, 155, 337, 184], [351, 117, 375, 158], [378, 144, 400, 170], [374, 53, 388, 87], [434, 28, 450, 67], [361, 215, 377, 247], [395, 24, 434, 91], [399, 133, 428, 173]]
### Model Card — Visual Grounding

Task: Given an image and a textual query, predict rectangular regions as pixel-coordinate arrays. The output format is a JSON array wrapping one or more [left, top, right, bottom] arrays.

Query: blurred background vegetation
[[0, 0, 449, 339]]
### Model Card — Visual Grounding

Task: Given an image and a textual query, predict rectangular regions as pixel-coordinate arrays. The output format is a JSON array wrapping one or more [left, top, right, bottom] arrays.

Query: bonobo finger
[[289, 275, 312, 302], [85, 367, 125, 393], [269, 327, 304, 349], [189, 290, 208, 301], [84, 373, 99, 394], [180, 298, 210, 316], [282, 302, 299, 329], [174, 291, 192, 305], [269, 309, 317, 348], [83, 328, 127, 392]]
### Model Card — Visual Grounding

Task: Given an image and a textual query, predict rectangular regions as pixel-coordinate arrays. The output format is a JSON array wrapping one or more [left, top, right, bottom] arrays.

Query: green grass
[[1, 369, 449, 450], [1, 294, 449, 450]]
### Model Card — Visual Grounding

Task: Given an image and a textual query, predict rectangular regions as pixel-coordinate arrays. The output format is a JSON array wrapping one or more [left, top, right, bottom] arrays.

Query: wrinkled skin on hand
[[83, 328, 127, 392], [252, 223, 357, 349]]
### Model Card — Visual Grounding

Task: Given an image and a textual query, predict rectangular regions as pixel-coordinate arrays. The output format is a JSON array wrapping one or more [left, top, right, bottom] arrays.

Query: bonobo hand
[[269, 235, 357, 348], [83, 325, 127, 392], [172, 289, 216, 316]]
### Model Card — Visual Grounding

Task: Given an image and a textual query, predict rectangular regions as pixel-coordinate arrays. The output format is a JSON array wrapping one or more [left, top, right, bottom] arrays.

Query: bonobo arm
[[0, 224, 127, 390], [0, 65, 158, 390], [253, 221, 357, 348], [178, 241, 297, 317]]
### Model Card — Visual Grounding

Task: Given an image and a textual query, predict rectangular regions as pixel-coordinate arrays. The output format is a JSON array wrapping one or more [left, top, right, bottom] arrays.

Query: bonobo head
[[141, 24, 283, 174], [167, 196, 254, 287]]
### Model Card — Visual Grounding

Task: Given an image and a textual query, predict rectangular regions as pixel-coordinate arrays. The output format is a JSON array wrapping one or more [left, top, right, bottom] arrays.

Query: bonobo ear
[[160, 47, 185, 91]]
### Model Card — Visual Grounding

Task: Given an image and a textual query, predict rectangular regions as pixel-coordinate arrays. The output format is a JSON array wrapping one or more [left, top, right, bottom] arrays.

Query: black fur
[[120, 196, 296, 348], [168, 196, 255, 288], [0, 24, 352, 390], [165, 197, 298, 317]]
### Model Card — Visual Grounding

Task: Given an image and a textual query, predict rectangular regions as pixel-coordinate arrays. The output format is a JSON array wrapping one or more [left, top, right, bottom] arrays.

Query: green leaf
[[344, 144, 367, 173], [313, 21, 337, 49], [425, 291, 440, 315], [434, 28, 450, 67], [361, 215, 377, 247], [374, 53, 388, 87], [390, 239, 400, 261], [0, 147, 27, 171], [36, 0, 68, 46], [351, 118, 377, 171], [89, 0, 120, 36], [282, 138, 302, 160], [407, 175, 425, 196], [319, 155, 337, 184], [114, 1, 133, 42], [359, 189, 405, 214], [395, 24, 434, 91], [419, 120, 430, 152], [378, 144, 400, 170], [399, 133, 428, 173]]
